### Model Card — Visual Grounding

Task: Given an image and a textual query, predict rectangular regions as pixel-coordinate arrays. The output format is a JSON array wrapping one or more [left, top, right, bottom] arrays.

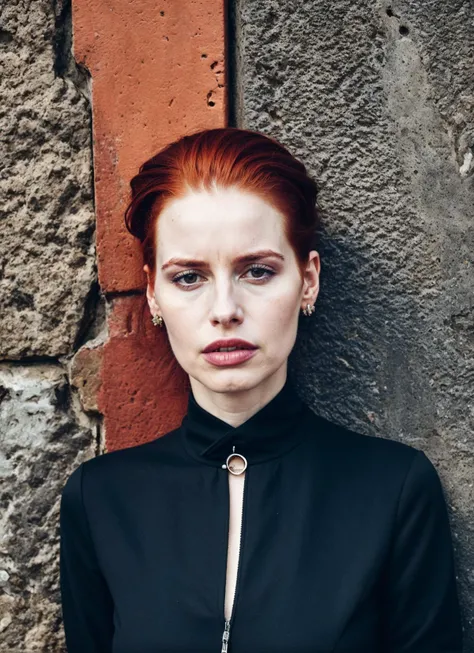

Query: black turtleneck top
[[59, 377, 463, 652]]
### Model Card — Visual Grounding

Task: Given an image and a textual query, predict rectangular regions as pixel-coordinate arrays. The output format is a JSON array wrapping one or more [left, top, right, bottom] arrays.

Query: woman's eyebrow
[[161, 249, 285, 271]]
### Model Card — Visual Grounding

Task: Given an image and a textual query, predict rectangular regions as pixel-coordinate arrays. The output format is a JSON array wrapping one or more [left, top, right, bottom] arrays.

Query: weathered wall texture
[[0, 0, 98, 359], [1, 0, 227, 649], [0, 0, 101, 650], [233, 0, 473, 644]]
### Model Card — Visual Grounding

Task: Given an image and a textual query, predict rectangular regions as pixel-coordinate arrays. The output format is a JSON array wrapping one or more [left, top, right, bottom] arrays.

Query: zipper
[[220, 447, 248, 653], [221, 619, 231, 653]]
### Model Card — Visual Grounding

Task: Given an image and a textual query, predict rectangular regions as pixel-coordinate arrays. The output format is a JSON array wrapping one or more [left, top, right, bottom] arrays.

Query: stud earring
[[302, 303, 315, 316], [151, 313, 164, 327]]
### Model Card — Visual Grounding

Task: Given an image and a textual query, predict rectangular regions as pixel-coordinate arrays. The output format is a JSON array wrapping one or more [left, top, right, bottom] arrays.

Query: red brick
[[98, 296, 190, 451], [71, 0, 227, 450]]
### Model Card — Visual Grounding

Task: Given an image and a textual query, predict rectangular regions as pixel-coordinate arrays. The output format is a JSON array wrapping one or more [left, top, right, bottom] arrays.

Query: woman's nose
[[209, 282, 244, 326]]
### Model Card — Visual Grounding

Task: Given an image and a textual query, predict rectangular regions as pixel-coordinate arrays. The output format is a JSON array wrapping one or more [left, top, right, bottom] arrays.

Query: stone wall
[[0, 0, 102, 650], [233, 0, 473, 645]]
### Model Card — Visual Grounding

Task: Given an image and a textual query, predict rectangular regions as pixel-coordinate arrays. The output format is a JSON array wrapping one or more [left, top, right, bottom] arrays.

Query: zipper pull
[[225, 445, 248, 475], [221, 619, 231, 653]]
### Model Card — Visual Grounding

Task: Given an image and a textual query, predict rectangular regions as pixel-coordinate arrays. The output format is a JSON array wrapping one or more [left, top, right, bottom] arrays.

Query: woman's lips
[[202, 348, 258, 367]]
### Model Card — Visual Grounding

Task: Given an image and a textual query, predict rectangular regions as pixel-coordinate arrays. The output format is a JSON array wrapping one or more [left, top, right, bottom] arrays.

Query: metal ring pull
[[225, 445, 247, 475]]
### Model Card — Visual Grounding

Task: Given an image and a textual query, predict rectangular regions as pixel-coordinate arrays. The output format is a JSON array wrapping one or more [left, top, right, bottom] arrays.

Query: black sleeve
[[59, 462, 115, 652], [380, 449, 463, 652]]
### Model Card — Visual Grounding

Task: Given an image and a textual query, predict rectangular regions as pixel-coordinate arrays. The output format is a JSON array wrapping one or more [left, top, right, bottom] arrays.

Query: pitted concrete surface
[[0, 1, 99, 650], [0, 364, 97, 651], [234, 0, 473, 643], [0, 0, 96, 359]]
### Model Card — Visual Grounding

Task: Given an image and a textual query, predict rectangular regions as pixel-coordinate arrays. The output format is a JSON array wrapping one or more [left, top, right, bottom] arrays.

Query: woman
[[59, 127, 463, 652]]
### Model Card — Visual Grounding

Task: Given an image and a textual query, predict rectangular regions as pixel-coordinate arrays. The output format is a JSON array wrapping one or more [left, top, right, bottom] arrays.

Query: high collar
[[179, 377, 311, 468]]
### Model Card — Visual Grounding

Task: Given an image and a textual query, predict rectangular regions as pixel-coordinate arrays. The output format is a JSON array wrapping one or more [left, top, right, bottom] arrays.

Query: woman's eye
[[245, 265, 275, 280], [172, 271, 202, 286], [171, 265, 275, 289]]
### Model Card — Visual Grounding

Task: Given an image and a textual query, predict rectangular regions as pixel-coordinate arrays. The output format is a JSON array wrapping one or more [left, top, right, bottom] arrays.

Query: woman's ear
[[143, 264, 160, 315], [301, 250, 320, 307]]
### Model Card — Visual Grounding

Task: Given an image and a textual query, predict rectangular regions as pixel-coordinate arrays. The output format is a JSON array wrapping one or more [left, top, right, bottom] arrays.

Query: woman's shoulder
[[61, 425, 184, 493], [301, 408, 450, 529], [303, 405, 440, 486]]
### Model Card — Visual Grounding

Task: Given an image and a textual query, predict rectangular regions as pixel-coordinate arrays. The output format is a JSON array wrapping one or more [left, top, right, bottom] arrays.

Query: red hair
[[125, 127, 320, 287]]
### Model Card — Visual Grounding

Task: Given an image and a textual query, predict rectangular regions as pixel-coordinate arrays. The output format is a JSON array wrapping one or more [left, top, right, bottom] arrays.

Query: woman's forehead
[[159, 187, 282, 224], [156, 189, 288, 259]]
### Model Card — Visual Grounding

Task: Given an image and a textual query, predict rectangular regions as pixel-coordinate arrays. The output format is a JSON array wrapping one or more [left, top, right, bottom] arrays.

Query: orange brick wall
[[71, 0, 228, 451]]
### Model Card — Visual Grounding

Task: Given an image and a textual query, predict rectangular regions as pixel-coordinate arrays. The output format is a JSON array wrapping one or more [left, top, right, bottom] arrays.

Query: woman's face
[[144, 186, 320, 396]]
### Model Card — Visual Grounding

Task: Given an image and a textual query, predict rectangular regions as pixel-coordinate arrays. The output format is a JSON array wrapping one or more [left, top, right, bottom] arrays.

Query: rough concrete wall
[[233, 0, 473, 645], [0, 0, 102, 650]]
